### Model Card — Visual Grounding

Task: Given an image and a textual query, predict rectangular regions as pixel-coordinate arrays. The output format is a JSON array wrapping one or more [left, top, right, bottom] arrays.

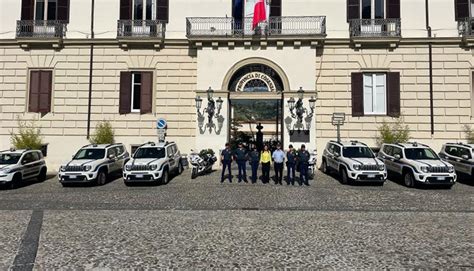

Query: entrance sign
[[157, 118, 167, 142], [331, 112, 346, 142], [236, 72, 276, 92]]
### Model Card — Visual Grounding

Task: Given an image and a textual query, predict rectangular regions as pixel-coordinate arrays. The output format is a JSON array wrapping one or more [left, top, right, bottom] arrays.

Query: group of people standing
[[220, 143, 311, 186]]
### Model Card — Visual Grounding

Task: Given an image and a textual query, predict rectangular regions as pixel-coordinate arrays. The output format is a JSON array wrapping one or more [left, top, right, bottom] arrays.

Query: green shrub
[[10, 118, 44, 150], [376, 118, 411, 147], [90, 120, 115, 145], [464, 125, 474, 144]]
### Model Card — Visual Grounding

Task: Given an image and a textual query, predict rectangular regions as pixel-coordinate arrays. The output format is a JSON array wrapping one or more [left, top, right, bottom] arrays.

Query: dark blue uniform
[[249, 150, 260, 183], [298, 150, 310, 185], [221, 148, 233, 183], [286, 150, 297, 185], [234, 148, 248, 182]]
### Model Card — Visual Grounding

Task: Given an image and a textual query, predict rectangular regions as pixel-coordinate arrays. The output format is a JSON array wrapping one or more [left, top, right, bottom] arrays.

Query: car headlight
[[125, 164, 131, 171], [378, 164, 385, 171], [420, 166, 429, 173], [353, 164, 361, 171], [60, 166, 66, 172], [149, 164, 158, 171], [83, 165, 92, 171], [448, 166, 455, 173]]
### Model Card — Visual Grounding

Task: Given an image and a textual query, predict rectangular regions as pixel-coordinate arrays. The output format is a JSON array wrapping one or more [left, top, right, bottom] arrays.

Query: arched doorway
[[224, 59, 289, 151]]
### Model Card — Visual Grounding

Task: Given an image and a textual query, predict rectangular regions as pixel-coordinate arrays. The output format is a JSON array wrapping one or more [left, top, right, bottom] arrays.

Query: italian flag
[[252, 0, 267, 30]]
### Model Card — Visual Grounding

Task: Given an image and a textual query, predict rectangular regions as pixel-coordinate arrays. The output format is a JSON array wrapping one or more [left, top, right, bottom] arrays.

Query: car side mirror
[[394, 154, 401, 160], [462, 155, 469, 160], [108, 154, 116, 160], [334, 152, 340, 157], [168, 153, 173, 158]]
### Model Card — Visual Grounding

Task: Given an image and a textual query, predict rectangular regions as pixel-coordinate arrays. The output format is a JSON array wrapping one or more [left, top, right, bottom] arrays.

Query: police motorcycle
[[307, 149, 318, 179], [188, 149, 217, 179]]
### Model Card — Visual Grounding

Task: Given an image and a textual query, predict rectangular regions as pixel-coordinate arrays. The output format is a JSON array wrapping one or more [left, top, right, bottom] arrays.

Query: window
[[131, 73, 142, 112], [363, 73, 387, 115], [120, 0, 168, 22], [347, 0, 399, 21], [362, 0, 384, 19], [404, 148, 438, 160], [445, 146, 460, 157], [472, 71, 474, 117], [119, 71, 153, 114], [351, 72, 400, 117], [29, 70, 52, 113], [455, 0, 471, 20], [21, 153, 35, 165], [20, 0, 69, 21], [74, 149, 105, 160], [35, 0, 58, 20], [383, 145, 393, 156], [392, 147, 402, 158], [459, 147, 473, 159]]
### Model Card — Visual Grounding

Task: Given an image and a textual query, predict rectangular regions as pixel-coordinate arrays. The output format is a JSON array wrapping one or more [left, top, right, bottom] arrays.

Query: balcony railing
[[117, 20, 166, 39], [16, 20, 67, 39], [186, 16, 326, 39], [458, 17, 474, 37], [349, 19, 401, 38]]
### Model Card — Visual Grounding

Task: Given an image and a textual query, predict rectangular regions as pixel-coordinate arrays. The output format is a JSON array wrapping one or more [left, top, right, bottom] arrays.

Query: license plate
[[437, 177, 445, 181], [69, 175, 77, 179], [135, 174, 143, 178], [368, 174, 375, 178]]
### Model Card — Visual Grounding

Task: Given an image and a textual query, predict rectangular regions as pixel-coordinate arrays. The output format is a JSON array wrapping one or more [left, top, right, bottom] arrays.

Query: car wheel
[[403, 171, 415, 188], [177, 162, 184, 175], [10, 174, 21, 189], [37, 168, 47, 182], [321, 160, 328, 174], [340, 168, 349, 185], [96, 171, 107, 186], [161, 170, 169, 184]]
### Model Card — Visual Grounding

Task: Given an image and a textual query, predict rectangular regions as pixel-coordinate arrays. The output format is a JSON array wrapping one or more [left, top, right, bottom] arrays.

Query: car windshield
[[343, 146, 374, 158], [133, 148, 165, 159], [73, 149, 105, 160], [405, 148, 438, 160], [0, 153, 21, 165]]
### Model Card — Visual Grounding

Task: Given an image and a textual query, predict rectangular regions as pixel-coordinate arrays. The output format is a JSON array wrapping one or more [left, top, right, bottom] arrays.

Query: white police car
[[58, 143, 129, 186], [378, 142, 456, 188], [0, 149, 47, 189], [321, 140, 387, 184], [439, 142, 474, 180], [123, 141, 183, 185]]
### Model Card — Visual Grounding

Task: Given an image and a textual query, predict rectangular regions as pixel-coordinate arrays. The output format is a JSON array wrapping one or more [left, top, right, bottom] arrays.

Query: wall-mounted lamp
[[288, 87, 316, 124], [195, 87, 224, 134]]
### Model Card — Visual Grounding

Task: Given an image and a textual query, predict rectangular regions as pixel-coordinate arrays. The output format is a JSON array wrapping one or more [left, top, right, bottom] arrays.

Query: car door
[[115, 146, 126, 168], [106, 148, 119, 173], [391, 147, 404, 175], [442, 145, 460, 171], [325, 144, 336, 170], [333, 145, 342, 170], [379, 145, 394, 172], [172, 145, 180, 168], [20, 152, 36, 179], [457, 147, 472, 175], [167, 145, 176, 170]]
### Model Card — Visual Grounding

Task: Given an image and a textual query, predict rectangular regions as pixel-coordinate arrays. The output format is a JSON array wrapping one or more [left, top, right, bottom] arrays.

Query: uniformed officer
[[234, 143, 248, 183], [248, 144, 260, 184], [298, 144, 311, 186], [286, 144, 297, 185], [272, 143, 285, 185], [220, 143, 233, 183]]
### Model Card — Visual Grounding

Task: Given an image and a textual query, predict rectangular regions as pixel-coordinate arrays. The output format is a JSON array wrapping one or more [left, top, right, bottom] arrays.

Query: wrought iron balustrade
[[349, 19, 401, 38], [458, 17, 474, 37], [16, 20, 68, 39], [186, 16, 326, 38], [117, 20, 166, 39]]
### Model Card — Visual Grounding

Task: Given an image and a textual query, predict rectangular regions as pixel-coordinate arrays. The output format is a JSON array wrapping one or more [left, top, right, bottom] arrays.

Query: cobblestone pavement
[[0, 170, 472, 269]]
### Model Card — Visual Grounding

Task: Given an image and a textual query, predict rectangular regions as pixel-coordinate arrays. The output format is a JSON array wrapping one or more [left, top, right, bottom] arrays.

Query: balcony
[[349, 19, 401, 48], [458, 17, 474, 46], [117, 20, 166, 48], [186, 16, 326, 46], [16, 20, 68, 48]]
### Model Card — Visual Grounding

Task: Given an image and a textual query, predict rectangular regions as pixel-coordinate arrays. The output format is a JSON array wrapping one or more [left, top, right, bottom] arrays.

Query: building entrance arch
[[223, 58, 289, 150]]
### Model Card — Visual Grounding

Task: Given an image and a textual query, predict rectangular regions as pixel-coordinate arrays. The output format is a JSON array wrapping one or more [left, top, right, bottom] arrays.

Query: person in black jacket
[[234, 143, 248, 183], [298, 144, 311, 186], [248, 144, 260, 184], [220, 143, 233, 183], [286, 144, 297, 185]]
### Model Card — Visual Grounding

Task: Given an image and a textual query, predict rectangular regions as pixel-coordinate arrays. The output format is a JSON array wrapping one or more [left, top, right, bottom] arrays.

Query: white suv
[[0, 149, 47, 189], [123, 142, 183, 185], [439, 143, 474, 180], [321, 141, 387, 185], [378, 142, 456, 188], [58, 143, 129, 186]]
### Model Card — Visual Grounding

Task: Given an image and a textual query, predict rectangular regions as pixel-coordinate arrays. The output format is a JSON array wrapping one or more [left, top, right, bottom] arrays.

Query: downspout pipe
[[426, 0, 434, 135], [86, 0, 95, 139]]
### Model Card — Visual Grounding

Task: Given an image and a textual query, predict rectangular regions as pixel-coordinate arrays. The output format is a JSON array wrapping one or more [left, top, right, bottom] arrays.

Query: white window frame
[[131, 73, 141, 113], [363, 73, 387, 115], [34, 0, 58, 21], [132, 0, 157, 20], [361, 0, 387, 20]]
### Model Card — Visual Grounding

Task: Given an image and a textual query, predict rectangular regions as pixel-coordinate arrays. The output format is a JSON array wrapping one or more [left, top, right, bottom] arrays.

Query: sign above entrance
[[236, 72, 277, 92]]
